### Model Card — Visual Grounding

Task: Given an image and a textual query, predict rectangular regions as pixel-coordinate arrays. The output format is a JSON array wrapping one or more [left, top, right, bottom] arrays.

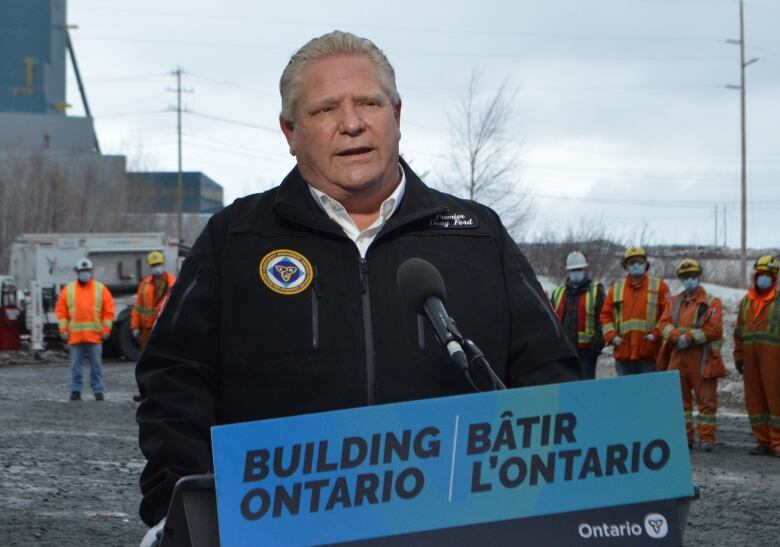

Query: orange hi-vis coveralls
[[130, 272, 176, 348], [600, 273, 671, 363], [733, 282, 780, 452], [55, 280, 116, 344], [658, 287, 725, 445]]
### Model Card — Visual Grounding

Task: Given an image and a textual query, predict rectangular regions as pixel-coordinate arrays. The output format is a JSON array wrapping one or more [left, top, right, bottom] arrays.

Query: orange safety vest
[[733, 283, 780, 435], [600, 274, 670, 362], [130, 272, 177, 330], [734, 287, 780, 351], [55, 280, 115, 344]]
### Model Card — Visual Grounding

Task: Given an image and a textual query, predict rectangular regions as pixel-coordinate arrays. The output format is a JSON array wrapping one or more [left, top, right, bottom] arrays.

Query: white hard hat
[[565, 251, 588, 270], [75, 258, 94, 271]]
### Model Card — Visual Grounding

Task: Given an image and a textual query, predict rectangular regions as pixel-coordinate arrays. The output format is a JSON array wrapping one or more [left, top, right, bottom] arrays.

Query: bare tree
[[443, 71, 533, 238], [0, 153, 133, 270]]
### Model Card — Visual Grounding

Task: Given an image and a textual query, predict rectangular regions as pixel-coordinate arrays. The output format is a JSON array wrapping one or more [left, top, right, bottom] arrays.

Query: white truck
[[9, 233, 182, 360]]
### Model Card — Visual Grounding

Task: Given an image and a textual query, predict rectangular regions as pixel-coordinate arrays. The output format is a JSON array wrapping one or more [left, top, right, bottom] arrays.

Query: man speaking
[[136, 30, 579, 535]]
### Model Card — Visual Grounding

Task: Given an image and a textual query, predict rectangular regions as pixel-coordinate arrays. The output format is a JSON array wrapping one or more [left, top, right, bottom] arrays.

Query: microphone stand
[[441, 317, 506, 392], [461, 338, 507, 391]]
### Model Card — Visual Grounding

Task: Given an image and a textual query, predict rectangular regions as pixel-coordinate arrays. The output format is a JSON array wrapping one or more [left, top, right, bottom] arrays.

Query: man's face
[[280, 54, 402, 201], [625, 258, 647, 277]]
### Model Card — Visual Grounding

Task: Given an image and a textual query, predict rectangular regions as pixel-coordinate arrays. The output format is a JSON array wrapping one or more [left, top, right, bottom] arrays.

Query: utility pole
[[726, 0, 758, 287], [723, 204, 727, 249], [714, 205, 718, 247], [168, 68, 192, 243], [175, 67, 184, 243]]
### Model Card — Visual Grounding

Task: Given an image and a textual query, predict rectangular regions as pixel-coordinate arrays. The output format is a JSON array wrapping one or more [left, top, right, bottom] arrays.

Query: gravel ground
[[0, 358, 777, 546]]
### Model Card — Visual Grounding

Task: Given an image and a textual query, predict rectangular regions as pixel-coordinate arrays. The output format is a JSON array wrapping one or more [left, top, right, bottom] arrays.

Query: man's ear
[[279, 116, 296, 156]]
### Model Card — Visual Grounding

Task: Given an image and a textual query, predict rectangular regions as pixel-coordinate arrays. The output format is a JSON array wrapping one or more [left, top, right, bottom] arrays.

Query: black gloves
[[735, 360, 744, 375]]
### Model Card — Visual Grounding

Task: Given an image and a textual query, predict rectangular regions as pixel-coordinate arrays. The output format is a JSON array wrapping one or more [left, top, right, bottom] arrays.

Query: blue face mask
[[151, 266, 165, 276], [77, 271, 92, 284], [568, 271, 585, 284], [756, 274, 773, 291], [627, 263, 646, 277], [681, 278, 699, 292]]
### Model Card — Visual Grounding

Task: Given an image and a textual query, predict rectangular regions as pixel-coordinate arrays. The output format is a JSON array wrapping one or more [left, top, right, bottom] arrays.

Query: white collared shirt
[[307, 165, 406, 258]]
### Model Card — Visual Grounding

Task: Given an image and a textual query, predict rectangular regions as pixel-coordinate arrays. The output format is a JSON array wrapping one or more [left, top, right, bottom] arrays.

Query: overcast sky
[[64, 0, 779, 248]]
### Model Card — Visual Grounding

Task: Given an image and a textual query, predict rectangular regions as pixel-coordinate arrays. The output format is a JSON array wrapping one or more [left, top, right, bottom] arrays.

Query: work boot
[[69, 391, 81, 401], [748, 444, 770, 455], [95, 393, 104, 401], [700, 442, 714, 452]]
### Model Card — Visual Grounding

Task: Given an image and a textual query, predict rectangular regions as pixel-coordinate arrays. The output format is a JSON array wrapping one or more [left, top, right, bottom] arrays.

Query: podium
[[160, 373, 696, 546]]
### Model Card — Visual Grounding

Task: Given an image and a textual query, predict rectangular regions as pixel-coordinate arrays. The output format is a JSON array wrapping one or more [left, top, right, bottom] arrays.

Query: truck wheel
[[117, 317, 141, 361]]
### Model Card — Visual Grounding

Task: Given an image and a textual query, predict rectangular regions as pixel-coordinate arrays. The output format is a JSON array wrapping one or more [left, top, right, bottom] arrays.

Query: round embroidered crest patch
[[259, 249, 314, 295]]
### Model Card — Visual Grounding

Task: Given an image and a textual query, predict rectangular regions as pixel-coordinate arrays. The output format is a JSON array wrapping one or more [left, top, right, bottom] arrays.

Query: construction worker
[[658, 259, 724, 451], [733, 255, 780, 456], [55, 258, 115, 401], [131, 251, 177, 349], [600, 246, 671, 375], [550, 251, 605, 379]]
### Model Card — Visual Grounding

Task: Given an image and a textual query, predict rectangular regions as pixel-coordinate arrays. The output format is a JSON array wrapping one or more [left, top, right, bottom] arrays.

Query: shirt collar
[[307, 164, 406, 223]]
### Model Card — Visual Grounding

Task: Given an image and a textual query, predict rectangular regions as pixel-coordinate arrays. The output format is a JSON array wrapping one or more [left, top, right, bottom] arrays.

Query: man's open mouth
[[337, 147, 373, 156]]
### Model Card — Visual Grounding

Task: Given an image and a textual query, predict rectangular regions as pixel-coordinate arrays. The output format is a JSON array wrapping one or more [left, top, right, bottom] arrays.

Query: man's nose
[[339, 103, 365, 135]]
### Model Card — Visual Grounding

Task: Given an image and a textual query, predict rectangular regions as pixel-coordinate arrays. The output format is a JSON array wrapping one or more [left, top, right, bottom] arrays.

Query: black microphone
[[396, 258, 468, 371]]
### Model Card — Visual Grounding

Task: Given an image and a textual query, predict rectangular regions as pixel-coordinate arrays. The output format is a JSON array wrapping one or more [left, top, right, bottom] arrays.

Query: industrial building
[[126, 171, 225, 214], [0, 0, 68, 115], [0, 0, 119, 178], [0, 0, 224, 249]]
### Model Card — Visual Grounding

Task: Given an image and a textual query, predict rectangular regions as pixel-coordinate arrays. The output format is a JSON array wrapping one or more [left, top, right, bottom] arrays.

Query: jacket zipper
[[171, 273, 200, 329], [359, 257, 375, 405], [311, 266, 320, 350]]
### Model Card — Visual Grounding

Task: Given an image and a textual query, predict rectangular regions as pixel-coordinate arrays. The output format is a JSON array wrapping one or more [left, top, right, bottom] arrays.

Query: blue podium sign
[[211, 372, 692, 546]]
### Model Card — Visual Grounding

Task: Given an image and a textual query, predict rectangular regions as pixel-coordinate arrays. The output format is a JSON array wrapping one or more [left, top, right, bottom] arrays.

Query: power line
[[73, 4, 726, 43], [186, 110, 278, 132], [183, 137, 291, 165], [94, 109, 168, 119], [74, 34, 736, 62], [528, 191, 778, 209], [88, 72, 169, 83], [185, 72, 276, 96], [183, 133, 289, 162]]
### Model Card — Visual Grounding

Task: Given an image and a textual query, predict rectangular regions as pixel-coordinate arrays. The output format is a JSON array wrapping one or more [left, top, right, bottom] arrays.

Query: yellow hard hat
[[754, 255, 779, 274], [623, 246, 647, 264], [677, 258, 702, 277], [147, 251, 165, 266]]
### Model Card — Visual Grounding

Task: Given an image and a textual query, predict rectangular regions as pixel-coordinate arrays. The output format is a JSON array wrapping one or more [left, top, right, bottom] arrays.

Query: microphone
[[396, 258, 468, 371]]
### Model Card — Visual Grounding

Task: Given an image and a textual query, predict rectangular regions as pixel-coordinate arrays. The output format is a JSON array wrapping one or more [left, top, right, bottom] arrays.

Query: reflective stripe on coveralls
[[735, 292, 780, 446], [66, 282, 105, 333], [663, 291, 723, 442], [737, 297, 780, 347], [602, 277, 661, 336]]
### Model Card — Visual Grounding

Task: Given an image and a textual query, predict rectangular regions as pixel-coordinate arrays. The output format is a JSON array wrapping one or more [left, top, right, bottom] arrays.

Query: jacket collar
[[272, 157, 448, 236], [681, 285, 706, 304], [566, 277, 593, 293], [626, 272, 648, 288]]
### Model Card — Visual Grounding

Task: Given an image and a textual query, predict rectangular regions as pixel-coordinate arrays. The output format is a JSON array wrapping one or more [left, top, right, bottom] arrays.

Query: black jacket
[[136, 160, 579, 525]]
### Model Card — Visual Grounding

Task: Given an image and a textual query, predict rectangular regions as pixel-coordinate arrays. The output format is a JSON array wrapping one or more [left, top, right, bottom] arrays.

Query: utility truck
[[9, 233, 181, 360]]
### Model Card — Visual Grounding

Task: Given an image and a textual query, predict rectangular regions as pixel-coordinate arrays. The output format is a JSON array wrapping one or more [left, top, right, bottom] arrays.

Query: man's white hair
[[279, 30, 400, 123]]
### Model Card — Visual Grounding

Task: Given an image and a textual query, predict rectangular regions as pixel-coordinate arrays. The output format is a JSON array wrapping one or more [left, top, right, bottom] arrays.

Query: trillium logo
[[577, 513, 670, 541], [644, 513, 669, 539]]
